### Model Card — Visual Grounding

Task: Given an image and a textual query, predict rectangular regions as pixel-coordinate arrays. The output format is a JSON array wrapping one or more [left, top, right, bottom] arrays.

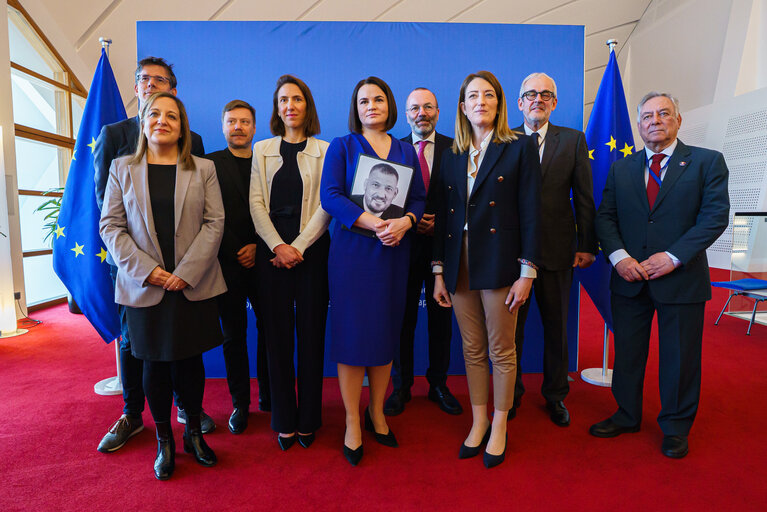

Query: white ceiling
[[20, 0, 653, 124]]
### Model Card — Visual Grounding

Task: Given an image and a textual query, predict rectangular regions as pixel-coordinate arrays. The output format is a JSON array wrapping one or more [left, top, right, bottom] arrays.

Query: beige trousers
[[450, 234, 518, 411]]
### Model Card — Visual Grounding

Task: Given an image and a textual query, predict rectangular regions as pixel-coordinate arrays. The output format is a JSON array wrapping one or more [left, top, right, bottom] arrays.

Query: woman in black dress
[[100, 92, 227, 480], [250, 75, 330, 450]]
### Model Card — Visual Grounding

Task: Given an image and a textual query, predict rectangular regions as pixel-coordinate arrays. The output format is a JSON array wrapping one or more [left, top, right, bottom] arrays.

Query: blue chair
[[711, 278, 767, 335]]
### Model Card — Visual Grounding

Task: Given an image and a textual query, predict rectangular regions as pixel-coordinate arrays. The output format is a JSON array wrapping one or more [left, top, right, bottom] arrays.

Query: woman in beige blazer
[[100, 92, 226, 480], [249, 75, 330, 450]]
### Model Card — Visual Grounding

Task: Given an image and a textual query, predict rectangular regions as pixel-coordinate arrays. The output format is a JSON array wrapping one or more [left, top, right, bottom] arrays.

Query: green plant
[[35, 187, 64, 247]]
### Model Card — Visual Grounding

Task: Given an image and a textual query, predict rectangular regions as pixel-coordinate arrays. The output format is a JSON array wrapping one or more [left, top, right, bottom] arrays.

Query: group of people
[[93, 56, 729, 480]]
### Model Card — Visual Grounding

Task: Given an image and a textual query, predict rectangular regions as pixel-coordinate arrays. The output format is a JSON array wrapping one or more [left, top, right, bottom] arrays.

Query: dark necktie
[[533, 132, 543, 163], [647, 153, 665, 208], [417, 140, 430, 192]]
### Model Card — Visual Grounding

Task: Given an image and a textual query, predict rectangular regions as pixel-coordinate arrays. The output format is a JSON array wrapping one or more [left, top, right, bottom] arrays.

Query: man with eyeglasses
[[93, 56, 210, 454], [511, 72, 597, 426], [384, 88, 462, 417]]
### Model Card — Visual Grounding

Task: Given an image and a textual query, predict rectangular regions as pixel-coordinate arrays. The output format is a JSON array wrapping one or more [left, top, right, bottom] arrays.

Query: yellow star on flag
[[605, 136, 616, 152], [87, 137, 97, 153], [54, 225, 65, 238], [71, 242, 85, 257], [619, 143, 634, 158], [96, 247, 108, 263], [588, 149, 595, 160], [71, 153, 76, 162]]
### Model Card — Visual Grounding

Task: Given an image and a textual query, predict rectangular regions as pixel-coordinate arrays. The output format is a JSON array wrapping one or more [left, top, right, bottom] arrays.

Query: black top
[[148, 163, 176, 271], [234, 155, 251, 191], [269, 139, 306, 243]]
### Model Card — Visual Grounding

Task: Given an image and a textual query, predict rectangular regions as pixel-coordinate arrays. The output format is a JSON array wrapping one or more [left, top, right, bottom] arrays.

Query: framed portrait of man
[[346, 153, 414, 237]]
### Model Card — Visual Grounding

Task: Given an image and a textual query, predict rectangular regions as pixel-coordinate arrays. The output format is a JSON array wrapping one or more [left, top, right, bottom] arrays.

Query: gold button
[[497, 176, 504, 182], [448, 234, 453, 239], [490, 228, 496, 234], [489, 201, 495, 207], [448, 185, 453, 190]]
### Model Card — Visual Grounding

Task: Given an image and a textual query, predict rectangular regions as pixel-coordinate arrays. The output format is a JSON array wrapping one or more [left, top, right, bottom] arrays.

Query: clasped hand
[[271, 244, 304, 269], [615, 252, 676, 282], [375, 216, 411, 247], [147, 266, 189, 291]]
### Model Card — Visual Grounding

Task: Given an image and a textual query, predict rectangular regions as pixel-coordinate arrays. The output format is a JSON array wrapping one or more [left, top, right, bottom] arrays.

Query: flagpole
[[580, 39, 620, 388], [93, 36, 122, 396]]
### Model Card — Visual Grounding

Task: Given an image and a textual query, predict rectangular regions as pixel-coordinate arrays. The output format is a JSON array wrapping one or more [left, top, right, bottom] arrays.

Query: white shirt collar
[[470, 130, 494, 155], [523, 122, 549, 140], [411, 130, 436, 144], [644, 138, 678, 160]]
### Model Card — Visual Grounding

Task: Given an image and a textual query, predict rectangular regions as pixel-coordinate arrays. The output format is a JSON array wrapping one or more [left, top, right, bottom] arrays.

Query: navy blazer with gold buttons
[[433, 134, 542, 294]]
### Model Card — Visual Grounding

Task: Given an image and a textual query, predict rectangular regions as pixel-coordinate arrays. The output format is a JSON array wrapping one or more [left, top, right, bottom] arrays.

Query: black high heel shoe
[[458, 425, 491, 459], [298, 433, 315, 449], [278, 434, 296, 451], [483, 431, 508, 469], [364, 408, 398, 447], [343, 443, 363, 466]]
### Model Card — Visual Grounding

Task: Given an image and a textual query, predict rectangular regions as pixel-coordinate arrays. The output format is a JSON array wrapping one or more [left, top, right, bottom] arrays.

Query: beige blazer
[[99, 154, 227, 307], [249, 136, 331, 254]]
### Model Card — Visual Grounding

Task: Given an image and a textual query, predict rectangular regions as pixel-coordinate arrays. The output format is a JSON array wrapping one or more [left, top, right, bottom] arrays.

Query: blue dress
[[320, 133, 426, 366]]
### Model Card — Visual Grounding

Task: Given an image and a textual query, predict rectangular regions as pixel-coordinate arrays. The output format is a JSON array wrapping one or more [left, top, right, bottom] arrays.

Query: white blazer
[[249, 136, 331, 254], [99, 154, 227, 307]]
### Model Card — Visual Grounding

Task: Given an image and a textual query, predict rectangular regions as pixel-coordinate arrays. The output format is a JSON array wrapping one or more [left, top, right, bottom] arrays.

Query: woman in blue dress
[[320, 76, 425, 466]]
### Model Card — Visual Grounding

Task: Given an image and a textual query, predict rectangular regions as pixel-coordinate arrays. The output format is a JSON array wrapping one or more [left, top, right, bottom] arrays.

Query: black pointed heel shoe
[[343, 443, 363, 466], [298, 433, 315, 448], [364, 408, 398, 447], [458, 425, 491, 459], [278, 434, 296, 451], [483, 432, 508, 469]]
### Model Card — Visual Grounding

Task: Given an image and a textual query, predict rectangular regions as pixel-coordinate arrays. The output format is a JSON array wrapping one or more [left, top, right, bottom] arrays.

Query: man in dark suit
[[94, 56, 210, 453], [205, 100, 269, 434], [512, 73, 597, 426], [384, 88, 461, 416], [590, 92, 729, 458]]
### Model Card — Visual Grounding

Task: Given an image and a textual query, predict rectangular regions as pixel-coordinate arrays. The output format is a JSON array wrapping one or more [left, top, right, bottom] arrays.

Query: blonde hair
[[452, 70, 518, 154], [130, 91, 195, 170]]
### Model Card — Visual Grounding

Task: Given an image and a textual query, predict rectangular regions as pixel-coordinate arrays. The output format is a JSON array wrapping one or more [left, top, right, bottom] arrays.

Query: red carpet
[[1, 267, 765, 512]]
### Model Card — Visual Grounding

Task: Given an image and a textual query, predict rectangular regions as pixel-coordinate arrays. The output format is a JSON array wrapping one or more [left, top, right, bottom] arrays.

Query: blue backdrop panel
[[136, 21, 584, 379]]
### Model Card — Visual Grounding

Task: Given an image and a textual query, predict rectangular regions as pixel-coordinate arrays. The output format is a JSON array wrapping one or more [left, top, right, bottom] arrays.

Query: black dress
[[127, 163, 223, 362]]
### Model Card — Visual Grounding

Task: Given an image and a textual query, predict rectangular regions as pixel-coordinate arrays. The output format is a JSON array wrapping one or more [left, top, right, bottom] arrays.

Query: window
[[7, 0, 87, 306]]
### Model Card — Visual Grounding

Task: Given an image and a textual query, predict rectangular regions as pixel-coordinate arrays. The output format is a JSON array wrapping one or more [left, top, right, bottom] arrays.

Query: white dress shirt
[[411, 130, 436, 176]]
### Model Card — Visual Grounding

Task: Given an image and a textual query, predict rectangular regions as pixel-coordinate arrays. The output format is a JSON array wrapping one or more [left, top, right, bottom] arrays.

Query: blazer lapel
[[651, 140, 693, 212], [128, 157, 164, 263], [174, 160, 192, 234], [470, 141, 504, 198], [629, 150, 650, 214], [540, 125, 559, 179], [455, 151, 469, 205]]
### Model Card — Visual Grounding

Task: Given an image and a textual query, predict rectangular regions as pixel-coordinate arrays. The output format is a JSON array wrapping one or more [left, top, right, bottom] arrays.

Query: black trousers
[[514, 267, 572, 404], [609, 288, 705, 436], [256, 234, 329, 434], [218, 262, 268, 410], [143, 355, 205, 423], [393, 234, 453, 391]]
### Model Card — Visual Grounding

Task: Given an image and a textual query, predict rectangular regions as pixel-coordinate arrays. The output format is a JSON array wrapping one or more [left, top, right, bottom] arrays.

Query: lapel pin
[[497, 176, 504, 182], [679, 161, 687, 166]]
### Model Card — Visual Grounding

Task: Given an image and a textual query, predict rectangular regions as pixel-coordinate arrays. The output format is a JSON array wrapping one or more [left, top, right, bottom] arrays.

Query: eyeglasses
[[407, 104, 436, 114], [521, 90, 555, 101], [136, 74, 171, 85]]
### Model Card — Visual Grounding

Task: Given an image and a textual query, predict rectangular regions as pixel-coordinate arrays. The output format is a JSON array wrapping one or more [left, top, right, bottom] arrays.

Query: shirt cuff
[[432, 264, 444, 275], [520, 264, 537, 279], [608, 249, 631, 267], [665, 251, 682, 268]]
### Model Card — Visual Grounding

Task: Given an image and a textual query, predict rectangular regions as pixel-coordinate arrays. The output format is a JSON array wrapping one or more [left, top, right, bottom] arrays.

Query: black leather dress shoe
[[183, 431, 217, 467], [483, 432, 507, 469], [364, 408, 398, 447], [228, 408, 248, 434], [153, 422, 175, 481], [278, 434, 296, 451], [383, 389, 411, 416], [545, 401, 571, 427], [343, 443, 363, 466], [589, 418, 640, 438], [661, 435, 688, 458], [458, 426, 491, 459], [428, 385, 463, 415], [298, 433, 315, 448]]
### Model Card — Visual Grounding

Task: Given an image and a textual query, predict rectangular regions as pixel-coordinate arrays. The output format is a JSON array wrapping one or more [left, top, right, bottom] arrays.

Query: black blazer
[[596, 139, 729, 303], [513, 123, 597, 270], [434, 135, 542, 293], [94, 116, 205, 209], [205, 148, 260, 267], [400, 132, 454, 215]]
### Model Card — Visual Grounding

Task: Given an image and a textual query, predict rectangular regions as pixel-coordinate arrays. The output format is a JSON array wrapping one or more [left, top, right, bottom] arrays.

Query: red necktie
[[417, 140, 430, 192], [647, 153, 664, 208]]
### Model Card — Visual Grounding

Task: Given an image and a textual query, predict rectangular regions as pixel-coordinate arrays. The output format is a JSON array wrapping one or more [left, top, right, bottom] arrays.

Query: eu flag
[[52, 49, 126, 343], [576, 50, 635, 330]]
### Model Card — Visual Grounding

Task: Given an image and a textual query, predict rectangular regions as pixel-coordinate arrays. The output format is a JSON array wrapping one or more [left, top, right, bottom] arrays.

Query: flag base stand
[[95, 339, 123, 396], [581, 323, 613, 387], [94, 376, 122, 395], [1, 328, 28, 338]]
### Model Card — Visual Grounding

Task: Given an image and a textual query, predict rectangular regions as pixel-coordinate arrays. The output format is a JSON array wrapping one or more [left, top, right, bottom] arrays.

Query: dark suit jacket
[[595, 139, 729, 303], [94, 116, 205, 209], [205, 148, 260, 268], [400, 132, 454, 215], [513, 123, 597, 270], [349, 194, 404, 220], [434, 135, 542, 293]]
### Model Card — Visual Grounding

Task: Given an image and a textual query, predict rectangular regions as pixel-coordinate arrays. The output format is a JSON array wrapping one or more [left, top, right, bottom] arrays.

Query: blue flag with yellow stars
[[52, 49, 125, 343], [576, 50, 634, 331]]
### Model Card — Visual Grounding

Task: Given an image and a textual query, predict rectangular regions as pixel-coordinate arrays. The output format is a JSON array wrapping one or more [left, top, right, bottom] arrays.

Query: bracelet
[[406, 213, 417, 229]]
